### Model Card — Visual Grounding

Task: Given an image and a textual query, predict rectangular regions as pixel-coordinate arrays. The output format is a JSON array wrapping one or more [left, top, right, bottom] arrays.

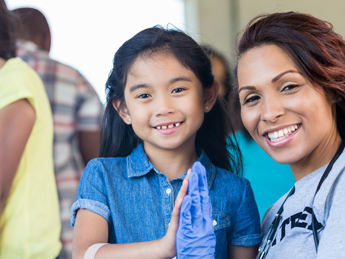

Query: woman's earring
[[338, 97, 343, 102], [205, 106, 209, 110], [128, 118, 131, 122]]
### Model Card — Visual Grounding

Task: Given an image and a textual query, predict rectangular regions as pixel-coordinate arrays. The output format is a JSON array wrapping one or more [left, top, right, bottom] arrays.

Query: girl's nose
[[260, 97, 285, 123], [155, 95, 175, 116]]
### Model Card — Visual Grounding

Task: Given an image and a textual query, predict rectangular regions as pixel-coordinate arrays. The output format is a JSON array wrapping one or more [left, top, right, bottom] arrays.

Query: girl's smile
[[153, 121, 183, 134], [118, 51, 208, 156], [238, 44, 341, 179]]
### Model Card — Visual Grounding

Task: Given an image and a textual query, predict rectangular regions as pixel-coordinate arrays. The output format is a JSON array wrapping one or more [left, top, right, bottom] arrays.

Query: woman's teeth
[[156, 122, 180, 130], [267, 125, 299, 142]]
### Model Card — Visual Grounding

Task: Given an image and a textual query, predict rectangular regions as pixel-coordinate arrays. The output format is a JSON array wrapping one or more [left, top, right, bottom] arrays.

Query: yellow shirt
[[0, 58, 61, 258]]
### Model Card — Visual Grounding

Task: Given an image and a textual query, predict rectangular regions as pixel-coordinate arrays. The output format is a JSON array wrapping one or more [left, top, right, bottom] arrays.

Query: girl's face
[[117, 52, 216, 155], [237, 44, 339, 177]]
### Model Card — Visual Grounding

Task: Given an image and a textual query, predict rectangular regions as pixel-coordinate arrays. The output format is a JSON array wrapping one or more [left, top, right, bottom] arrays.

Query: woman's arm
[[228, 244, 259, 259], [0, 99, 36, 218], [73, 172, 190, 259]]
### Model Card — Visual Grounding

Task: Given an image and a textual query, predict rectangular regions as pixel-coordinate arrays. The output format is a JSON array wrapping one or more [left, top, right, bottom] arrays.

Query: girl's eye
[[282, 84, 299, 91], [137, 93, 151, 99], [244, 95, 260, 104], [172, 87, 185, 93]]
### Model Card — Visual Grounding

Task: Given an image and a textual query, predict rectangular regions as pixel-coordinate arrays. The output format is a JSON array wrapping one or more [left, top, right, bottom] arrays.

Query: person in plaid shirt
[[14, 7, 103, 259]]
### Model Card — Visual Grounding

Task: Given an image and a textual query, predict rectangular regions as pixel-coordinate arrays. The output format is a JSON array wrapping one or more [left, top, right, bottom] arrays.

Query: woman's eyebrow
[[271, 70, 300, 83], [239, 86, 256, 93]]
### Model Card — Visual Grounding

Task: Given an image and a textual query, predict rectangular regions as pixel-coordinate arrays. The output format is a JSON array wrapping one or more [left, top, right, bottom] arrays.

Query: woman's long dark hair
[[235, 12, 345, 139], [0, 0, 17, 59], [100, 26, 242, 174]]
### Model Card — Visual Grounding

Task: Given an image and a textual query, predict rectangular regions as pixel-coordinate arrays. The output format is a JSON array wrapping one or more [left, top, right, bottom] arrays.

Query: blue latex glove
[[176, 161, 216, 258]]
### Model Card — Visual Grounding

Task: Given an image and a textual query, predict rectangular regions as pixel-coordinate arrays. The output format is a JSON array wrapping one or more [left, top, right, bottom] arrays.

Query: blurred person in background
[[202, 46, 232, 105], [0, 0, 61, 258], [13, 7, 103, 259], [204, 45, 295, 220]]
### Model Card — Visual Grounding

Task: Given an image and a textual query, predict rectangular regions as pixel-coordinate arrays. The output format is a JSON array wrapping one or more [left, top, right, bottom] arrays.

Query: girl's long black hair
[[100, 26, 242, 174]]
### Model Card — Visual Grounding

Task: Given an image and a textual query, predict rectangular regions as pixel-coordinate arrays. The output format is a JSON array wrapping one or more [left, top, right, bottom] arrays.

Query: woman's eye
[[244, 95, 260, 104], [282, 84, 299, 91], [172, 87, 185, 93], [137, 93, 151, 99]]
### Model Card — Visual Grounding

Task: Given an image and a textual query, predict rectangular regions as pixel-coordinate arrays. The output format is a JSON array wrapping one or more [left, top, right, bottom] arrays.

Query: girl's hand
[[160, 169, 192, 258], [176, 162, 216, 259]]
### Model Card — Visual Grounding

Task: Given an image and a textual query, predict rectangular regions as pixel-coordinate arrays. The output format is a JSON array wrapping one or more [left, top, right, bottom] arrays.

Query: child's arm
[[73, 171, 190, 259], [0, 99, 35, 219]]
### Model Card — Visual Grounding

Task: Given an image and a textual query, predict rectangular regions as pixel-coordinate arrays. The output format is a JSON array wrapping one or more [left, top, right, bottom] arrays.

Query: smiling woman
[[238, 44, 338, 177], [236, 12, 345, 259]]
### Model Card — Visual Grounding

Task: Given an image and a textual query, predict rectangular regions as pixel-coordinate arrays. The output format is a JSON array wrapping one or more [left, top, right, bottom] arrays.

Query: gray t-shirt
[[261, 149, 345, 259]]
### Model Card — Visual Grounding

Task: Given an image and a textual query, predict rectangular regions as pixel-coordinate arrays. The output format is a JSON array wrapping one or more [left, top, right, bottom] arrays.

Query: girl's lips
[[154, 121, 182, 130], [265, 124, 301, 148], [154, 121, 183, 134]]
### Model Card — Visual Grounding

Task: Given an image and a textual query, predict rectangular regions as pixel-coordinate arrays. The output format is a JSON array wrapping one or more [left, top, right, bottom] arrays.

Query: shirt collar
[[127, 143, 216, 189], [16, 40, 50, 58]]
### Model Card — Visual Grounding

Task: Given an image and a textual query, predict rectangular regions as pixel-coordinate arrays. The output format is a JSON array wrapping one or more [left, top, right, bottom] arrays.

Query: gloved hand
[[176, 161, 216, 259]]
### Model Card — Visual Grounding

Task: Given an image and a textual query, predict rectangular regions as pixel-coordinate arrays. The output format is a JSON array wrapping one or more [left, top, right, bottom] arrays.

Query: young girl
[[71, 26, 261, 259], [236, 12, 345, 258]]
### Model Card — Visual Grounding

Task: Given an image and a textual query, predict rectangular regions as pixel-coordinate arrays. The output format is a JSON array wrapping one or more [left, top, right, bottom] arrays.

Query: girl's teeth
[[156, 123, 181, 129]]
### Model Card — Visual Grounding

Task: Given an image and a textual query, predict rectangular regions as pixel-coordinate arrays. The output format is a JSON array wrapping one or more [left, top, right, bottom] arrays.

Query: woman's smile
[[264, 124, 301, 148], [238, 44, 339, 177]]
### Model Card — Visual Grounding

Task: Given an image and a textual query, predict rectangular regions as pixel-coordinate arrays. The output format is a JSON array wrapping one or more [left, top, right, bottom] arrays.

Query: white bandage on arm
[[84, 243, 108, 259]]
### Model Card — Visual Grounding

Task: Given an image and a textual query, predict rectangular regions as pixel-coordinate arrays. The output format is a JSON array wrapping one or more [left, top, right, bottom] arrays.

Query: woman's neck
[[290, 129, 342, 181], [144, 143, 199, 181]]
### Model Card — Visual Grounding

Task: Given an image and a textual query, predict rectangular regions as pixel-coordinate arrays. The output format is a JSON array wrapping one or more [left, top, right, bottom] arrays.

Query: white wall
[[184, 0, 345, 65], [7, 0, 185, 103]]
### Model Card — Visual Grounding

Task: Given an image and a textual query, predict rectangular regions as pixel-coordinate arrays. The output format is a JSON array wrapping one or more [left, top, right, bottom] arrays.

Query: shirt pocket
[[213, 211, 231, 231], [212, 211, 231, 258]]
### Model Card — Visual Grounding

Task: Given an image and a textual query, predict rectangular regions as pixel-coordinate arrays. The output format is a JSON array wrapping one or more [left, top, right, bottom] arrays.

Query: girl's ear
[[204, 81, 219, 113], [112, 100, 132, 125]]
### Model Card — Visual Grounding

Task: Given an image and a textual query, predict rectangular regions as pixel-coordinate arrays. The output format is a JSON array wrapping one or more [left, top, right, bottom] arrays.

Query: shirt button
[[166, 188, 172, 195], [213, 219, 217, 227]]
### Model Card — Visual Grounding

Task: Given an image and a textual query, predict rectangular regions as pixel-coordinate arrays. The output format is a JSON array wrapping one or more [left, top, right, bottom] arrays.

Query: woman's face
[[237, 44, 339, 178]]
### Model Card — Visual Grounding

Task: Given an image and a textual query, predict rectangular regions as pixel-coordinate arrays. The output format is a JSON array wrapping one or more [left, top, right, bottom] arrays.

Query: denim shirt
[[71, 144, 261, 258]]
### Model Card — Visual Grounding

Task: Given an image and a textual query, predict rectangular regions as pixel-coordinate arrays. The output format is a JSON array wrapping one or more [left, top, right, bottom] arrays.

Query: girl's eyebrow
[[129, 84, 148, 93], [169, 76, 192, 84], [129, 76, 192, 93]]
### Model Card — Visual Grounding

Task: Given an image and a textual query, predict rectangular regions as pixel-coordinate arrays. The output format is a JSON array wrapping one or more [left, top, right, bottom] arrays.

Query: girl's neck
[[290, 129, 342, 181], [144, 143, 199, 181]]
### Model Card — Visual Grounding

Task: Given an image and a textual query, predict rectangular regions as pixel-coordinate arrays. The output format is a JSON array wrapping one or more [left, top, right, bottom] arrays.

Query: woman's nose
[[260, 97, 285, 123]]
